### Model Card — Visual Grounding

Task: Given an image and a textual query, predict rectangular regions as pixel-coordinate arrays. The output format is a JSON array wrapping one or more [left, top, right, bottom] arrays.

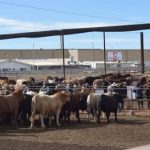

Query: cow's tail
[[87, 93, 92, 113], [30, 94, 37, 122]]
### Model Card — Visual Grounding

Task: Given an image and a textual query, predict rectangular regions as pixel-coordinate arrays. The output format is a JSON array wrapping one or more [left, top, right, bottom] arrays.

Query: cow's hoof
[[96, 120, 100, 124], [12, 127, 17, 130], [57, 123, 61, 127], [41, 125, 46, 129], [29, 126, 33, 129]]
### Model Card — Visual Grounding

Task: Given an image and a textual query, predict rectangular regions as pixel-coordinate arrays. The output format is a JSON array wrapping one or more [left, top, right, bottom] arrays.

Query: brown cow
[[30, 91, 70, 129], [0, 89, 24, 129]]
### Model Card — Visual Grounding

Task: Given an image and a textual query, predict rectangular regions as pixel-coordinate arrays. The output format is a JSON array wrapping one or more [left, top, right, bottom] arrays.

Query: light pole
[[92, 42, 95, 69], [32, 43, 35, 72]]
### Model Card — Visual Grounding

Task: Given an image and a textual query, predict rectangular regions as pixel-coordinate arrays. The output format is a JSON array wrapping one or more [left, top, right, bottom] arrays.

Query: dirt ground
[[0, 111, 150, 150]]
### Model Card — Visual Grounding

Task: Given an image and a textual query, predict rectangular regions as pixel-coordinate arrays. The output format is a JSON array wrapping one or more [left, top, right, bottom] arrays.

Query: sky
[[0, 0, 150, 49]]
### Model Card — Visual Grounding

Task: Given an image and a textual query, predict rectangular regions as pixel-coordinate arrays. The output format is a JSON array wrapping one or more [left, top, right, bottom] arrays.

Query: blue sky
[[0, 0, 150, 49]]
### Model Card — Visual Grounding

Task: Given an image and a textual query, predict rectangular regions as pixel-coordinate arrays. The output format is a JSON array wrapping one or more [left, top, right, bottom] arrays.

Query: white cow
[[87, 93, 101, 123], [30, 91, 70, 129]]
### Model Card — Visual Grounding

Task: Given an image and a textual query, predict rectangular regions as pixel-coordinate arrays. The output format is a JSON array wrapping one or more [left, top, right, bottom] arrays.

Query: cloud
[[0, 17, 50, 32], [0, 16, 114, 33], [51, 22, 110, 29], [66, 38, 140, 44]]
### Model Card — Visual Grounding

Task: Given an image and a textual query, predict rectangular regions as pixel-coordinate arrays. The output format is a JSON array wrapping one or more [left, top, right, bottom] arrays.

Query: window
[[20, 68, 26, 71], [2, 68, 8, 72]]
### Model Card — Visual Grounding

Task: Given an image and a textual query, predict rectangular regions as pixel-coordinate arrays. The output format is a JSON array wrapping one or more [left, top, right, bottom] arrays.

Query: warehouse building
[[0, 48, 149, 72]]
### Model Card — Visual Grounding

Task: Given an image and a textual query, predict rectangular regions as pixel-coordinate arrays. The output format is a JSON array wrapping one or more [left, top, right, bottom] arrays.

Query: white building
[[0, 59, 91, 72], [0, 59, 31, 72]]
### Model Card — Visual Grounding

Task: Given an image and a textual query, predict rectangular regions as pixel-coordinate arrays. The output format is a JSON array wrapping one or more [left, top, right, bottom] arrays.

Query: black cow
[[80, 93, 88, 111], [100, 93, 124, 123], [18, 94, 33, 126], [60, 93, 81, 124]]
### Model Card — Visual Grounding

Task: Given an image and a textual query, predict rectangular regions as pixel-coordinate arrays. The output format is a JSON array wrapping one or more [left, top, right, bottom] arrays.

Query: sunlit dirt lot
[[0, 111, 150, 150]]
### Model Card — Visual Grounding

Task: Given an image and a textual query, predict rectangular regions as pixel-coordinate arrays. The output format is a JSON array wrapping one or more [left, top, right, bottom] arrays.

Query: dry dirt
[[0, 111, 150, 150]]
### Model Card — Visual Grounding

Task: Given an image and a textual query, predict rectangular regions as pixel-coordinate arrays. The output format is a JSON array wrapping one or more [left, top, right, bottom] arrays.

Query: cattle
[[0, 89, 24, 129], [93, 79, 103, 89], [16, 79, 28, 86], [80, 87, 91, 111], [60, 87, 90, 124], [86, 92, 123, 123], [30, 91, 70, 129], [1, 83, 14, 95], [100, 92, 124, 123], [18, 94, 33, 126], [84, 76, 102, 86], [60, 86, 91, 124], [55, 84, 66, 92], [60, 91, 81, 124], [87, 93, 101, 123]]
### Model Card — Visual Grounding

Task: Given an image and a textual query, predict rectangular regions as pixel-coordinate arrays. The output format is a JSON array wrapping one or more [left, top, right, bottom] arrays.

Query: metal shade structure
[[0, 23, 149, 77], [0, 23, 150, 39]]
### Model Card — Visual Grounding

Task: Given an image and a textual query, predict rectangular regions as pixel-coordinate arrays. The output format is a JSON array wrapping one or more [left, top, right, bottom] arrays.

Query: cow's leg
[[14, 111, 18, 129], [17, 111, 22, 125], [118, 104, 122, 112], [148, 101, 150, 110], [96, 109, 100, 123], [86, 99, 91, 122], [49, 115, 52, 127], [76, 109, 80, 124], [99, 110, 102, 123], [102, 112, 105, 118], [114, 110, 118, 122], [30, 113, 35, 129], [93, 109, 99, 123], [138, 100, 141, 110], [12, 111, 18, 129], [66, 110, 71, 124], [40, 114, 46, 128], [87, 111, 90, 122], [56, 109, 61, 126], [11, 115, 16, 129], [106, 112, 110, 123], [19, 112, 28, 127], [141, 101, 144, 110]]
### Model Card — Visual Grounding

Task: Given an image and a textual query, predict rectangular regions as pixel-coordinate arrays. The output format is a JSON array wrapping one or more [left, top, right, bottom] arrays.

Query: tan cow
[[0, 89, 24, 128], [30, 91, 70, 129]]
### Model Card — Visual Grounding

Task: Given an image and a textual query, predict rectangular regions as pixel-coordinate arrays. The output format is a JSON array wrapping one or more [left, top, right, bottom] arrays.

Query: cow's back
[[32, 94, 61, 115], [19, 94, 32, 114], [87, 93, 101, 112], [0, 96, 9, 113], [0, 95, 19, 113], [101, 93, 121, 112]]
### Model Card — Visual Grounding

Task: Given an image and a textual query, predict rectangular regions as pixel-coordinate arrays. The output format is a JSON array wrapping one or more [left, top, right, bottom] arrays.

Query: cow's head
[[59, 91, 70, 103], [11, 89, 25, 102]]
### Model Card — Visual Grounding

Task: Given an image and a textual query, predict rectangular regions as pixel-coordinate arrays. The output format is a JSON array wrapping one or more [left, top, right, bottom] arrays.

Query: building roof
[[0, 58, 83, 67], [15, 59, 72, 66]]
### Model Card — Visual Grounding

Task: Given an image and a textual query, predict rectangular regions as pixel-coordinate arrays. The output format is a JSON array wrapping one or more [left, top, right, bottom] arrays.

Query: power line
[[0, 1, 144, 24]]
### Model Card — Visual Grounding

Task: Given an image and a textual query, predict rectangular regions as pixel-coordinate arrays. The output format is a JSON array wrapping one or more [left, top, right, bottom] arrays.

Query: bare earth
[[0, 112, 150, 150]]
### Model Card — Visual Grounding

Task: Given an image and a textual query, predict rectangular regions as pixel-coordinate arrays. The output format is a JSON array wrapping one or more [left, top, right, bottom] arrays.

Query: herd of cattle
[[0, 73, 136, 129]]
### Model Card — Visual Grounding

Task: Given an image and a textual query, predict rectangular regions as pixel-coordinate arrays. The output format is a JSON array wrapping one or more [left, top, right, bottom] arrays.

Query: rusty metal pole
[[140, 32, 145, 74], [103, 32, 106, 75], [60, 34, 65, 80]]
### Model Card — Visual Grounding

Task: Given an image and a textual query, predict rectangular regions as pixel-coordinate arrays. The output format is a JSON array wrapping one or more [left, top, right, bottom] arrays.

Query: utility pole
[[140, 32, 145, 74], [103, 32, 106, 75], [60, 34, 65, 80], [92, 42, 95, 69], [32, 43, 35, 72]]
